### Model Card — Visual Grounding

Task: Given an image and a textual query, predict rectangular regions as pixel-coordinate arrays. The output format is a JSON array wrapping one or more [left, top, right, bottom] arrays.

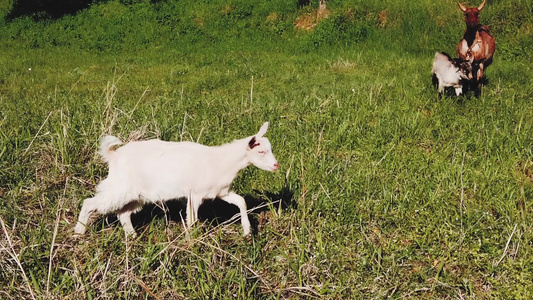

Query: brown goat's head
[[458, 0, 486, 27]]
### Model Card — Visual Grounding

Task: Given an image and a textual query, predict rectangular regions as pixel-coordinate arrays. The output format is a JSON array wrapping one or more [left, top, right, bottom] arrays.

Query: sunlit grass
[[1, 0, 533, 299]]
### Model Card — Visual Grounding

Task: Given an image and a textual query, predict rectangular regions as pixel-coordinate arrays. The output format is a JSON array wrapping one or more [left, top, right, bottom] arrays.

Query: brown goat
[[456, 0, 496, 82]]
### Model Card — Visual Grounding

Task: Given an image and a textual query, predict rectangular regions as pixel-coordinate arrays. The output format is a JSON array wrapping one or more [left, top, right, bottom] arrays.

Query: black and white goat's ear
[[248, 136, 260, 149], [256, 122, 269, 138]]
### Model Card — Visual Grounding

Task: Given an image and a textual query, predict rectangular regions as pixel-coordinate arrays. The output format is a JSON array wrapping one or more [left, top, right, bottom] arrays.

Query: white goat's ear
[[248, 136, 260, 149], [256, 122, 269, 138]]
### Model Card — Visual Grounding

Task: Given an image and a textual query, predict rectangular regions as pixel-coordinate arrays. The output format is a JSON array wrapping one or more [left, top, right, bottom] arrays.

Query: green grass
[[1, 0, 533, 299]]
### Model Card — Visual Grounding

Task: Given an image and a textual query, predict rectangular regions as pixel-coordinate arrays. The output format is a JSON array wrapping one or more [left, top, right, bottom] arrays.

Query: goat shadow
[[464, 76, 490, 99], [95, 186, 295, 235]]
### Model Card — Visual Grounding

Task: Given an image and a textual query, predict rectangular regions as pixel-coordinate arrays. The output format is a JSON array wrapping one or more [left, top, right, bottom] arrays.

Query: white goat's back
[[432, 52, 456, 76]]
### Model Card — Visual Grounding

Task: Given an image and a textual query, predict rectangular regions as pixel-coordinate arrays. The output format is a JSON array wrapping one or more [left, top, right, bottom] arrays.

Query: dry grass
[[294, 7, 330, 31]]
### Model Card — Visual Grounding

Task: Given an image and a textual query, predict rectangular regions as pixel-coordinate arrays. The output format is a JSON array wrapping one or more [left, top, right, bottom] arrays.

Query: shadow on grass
[[94, 185, 295, 235], [432, 74, 490, 100]]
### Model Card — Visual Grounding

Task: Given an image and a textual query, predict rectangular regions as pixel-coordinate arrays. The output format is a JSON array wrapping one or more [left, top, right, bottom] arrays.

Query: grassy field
[[1, 0, 533, 298]]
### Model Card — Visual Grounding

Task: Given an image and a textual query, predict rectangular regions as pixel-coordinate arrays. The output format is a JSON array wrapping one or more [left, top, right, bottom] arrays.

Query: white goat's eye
[[258, 150, 266, 154]]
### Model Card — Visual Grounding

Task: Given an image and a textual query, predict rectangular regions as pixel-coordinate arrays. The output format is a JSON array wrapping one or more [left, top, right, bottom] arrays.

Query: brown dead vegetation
[[377, 10, 388, 28], [294, 7, 330, 31]]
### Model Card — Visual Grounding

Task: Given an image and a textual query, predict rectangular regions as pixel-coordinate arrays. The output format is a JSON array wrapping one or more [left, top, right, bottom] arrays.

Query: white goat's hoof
[[243, 228, 251, 237], [74, 223, 86, 234], [124, 231, 137, 238]]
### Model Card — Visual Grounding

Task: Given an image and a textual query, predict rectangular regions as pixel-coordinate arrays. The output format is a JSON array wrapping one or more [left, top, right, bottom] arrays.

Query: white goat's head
[[246, 122, 279, 172]]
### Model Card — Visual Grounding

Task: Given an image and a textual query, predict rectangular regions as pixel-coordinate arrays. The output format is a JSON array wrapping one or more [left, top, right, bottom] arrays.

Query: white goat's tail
[[99, 135, 122, 163]]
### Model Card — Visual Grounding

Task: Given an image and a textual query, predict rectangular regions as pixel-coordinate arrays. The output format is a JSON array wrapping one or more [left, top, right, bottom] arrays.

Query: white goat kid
[[74, 122, 278, 237], [432, 52, 472, 97]]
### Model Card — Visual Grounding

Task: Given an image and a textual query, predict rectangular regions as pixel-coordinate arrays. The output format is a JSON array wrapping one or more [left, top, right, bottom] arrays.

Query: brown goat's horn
[[477, 0, 486, 11], [458, 2, 467, 12]]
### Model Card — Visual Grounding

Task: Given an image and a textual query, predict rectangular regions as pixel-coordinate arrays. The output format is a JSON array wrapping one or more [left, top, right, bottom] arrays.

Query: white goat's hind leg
[[220, 192, 251, 236], [118, 210, 135, 237], [74, 197, 97, 234], [117, 201, 142, 237], [118, 201, 142, 237]]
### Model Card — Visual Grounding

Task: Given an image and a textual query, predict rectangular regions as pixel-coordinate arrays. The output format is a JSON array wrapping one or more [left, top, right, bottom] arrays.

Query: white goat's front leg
[[220, 192, 251, 236], [74, 197, 97, 234], [437, 82, 444, 94], [186, 192, 202, 230], [437, 83, 444, 98], [454, 85, 463, 96]]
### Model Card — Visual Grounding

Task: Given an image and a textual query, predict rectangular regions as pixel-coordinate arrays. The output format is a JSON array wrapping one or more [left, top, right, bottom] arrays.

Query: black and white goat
[[432, 52, 473, 97]]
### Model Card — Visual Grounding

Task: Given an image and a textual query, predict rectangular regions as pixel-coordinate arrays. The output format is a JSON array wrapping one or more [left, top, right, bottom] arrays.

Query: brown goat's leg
[[477, 63, 484, 81]]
